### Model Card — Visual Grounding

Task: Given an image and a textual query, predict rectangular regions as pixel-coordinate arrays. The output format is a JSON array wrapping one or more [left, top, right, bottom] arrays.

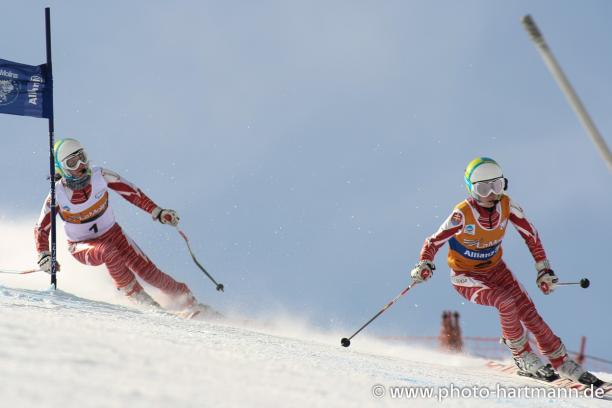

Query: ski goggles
[[472, 177, 504, 197], [62, 149, 89, 170]]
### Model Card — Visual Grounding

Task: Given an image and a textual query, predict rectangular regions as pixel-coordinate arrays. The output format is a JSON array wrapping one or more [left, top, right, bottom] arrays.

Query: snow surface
[[1, 285, 610, 408], [1, 218, 610, 407]]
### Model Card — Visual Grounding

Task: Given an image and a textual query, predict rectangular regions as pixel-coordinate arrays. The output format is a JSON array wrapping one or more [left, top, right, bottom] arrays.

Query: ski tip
[[175, 303, 225, 321], [175, 309, 201, 320]]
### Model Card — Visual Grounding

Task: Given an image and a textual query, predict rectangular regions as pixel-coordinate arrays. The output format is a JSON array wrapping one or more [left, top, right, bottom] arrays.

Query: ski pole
[[341, 280, 419, 348], [0, 268, 44, 275], [175, 227, 224, 292], [557, 278, 590, 289]]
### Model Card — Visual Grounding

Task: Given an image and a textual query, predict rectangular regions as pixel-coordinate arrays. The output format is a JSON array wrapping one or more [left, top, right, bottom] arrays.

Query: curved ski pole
[[175, 227, 224, 292], [341, 280, 419, 347], [522, 15, 612, 172], [0, 268, 44, 275]]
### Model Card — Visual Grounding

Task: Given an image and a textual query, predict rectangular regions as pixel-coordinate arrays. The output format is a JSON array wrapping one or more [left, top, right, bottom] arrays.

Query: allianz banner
[[0, 58, 52, 119]]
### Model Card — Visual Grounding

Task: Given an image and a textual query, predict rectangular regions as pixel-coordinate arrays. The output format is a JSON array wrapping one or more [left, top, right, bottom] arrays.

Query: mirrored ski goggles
[[62, 149, 89, 170], [473, 178, 504, 197]]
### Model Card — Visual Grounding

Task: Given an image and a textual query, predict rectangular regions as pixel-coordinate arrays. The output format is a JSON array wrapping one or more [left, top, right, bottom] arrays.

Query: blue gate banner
[[0, 58, 51, 119]]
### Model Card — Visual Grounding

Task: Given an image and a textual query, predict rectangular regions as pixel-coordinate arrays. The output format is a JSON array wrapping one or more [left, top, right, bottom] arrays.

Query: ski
[[174, 303, 224, 320], [486, 360, 612, 397]]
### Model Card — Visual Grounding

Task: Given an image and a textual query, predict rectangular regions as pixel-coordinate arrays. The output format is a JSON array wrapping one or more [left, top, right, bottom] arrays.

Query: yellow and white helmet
[[464, 157, 507, 200]]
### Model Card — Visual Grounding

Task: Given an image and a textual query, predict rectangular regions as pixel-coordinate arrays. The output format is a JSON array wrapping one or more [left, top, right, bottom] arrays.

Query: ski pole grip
[[522, 15, 545, 46]]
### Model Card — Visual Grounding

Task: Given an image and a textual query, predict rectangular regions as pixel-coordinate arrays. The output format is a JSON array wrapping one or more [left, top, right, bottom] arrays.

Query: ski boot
[[177, 293, 224, 320], [557, 358, 605, 387], [514, 351, 559, 381], [120, 281, 161, 308], [503, 334, 558, 381]]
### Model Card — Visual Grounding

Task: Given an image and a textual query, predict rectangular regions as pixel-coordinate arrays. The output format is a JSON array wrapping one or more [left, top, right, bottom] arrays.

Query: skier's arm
[[102, 168, 180, 226], [34, 194, 62, 272], [411, 210, 464, 282], [419, 210, 464, 262], [508, 199, 558, 294], [508, 199, 547, 262], [102, 168, 160, 213], [34, 193, 56, 253]]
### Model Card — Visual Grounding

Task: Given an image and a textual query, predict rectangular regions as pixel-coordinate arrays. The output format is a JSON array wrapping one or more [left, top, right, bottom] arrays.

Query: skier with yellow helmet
[[409, 157, 602, 386]]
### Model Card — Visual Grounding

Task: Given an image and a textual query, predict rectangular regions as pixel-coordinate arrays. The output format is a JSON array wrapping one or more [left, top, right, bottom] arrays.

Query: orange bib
[[447, 195, 510, 271]]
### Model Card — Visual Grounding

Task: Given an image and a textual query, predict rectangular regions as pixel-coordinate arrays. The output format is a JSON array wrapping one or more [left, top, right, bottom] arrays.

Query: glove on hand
[[536, 259, 558, 295], [152, 207, 180, 227], [410, 260, 435, 283], [37, 251, 60, 273]]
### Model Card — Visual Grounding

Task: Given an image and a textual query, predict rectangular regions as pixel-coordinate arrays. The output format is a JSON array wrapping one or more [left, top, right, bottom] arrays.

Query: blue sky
[[1, 1, 611, 360]]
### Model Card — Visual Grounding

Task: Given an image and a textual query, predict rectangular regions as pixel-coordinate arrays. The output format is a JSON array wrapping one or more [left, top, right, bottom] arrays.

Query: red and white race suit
[[418, 195, 568, 368], [35, 166, 192, 306]]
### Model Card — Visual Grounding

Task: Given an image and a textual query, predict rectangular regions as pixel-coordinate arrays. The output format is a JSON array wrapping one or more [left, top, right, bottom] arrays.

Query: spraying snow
[[0, 215, 129, 304]]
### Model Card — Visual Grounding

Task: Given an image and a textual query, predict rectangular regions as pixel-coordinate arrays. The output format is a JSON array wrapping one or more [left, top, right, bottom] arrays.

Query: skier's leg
[[505, 269, 601, 383], [453, 266, 554, 376], [68, 241, 105, 267], [112, 226, 194, 308], [452, 269, 528, 354], [501, 266, 579, 373], [69, 231, 139, 289], [504, 271, 565, 366], [69, 228, 157, 307]]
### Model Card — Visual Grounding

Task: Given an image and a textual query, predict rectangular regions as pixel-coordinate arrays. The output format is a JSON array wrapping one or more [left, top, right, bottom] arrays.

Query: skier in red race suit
[[35, 138, 203, 317], [410, 157, 602, 385]]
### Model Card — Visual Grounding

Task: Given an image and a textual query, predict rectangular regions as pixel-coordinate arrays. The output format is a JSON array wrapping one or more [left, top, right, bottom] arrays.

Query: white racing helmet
[[53, 138, 92, 190], [53, 138, 89, 179]]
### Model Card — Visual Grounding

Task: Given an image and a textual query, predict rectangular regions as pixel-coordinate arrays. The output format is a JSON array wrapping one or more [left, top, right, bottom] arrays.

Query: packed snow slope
[[0, 286, 609, 408]]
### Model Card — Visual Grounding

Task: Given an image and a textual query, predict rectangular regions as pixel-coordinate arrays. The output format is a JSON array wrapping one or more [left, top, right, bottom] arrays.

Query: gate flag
[[0, 58, 51, 119], [0, 7, 59, 289]]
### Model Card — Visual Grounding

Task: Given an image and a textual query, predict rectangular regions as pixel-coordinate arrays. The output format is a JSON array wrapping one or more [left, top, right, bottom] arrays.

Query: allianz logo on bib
[[463, 246, 499, 260]]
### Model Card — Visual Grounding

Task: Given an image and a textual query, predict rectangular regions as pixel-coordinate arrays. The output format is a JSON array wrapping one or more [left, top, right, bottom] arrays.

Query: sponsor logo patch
[[59, 191, 109, 224], [450, 212, 462, 226], [464, 224, 475, 235], [462, 238, 501, 249]]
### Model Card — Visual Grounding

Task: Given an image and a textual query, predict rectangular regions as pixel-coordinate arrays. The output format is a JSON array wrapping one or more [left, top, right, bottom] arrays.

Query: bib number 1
[[89, 223, 98, 234]]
